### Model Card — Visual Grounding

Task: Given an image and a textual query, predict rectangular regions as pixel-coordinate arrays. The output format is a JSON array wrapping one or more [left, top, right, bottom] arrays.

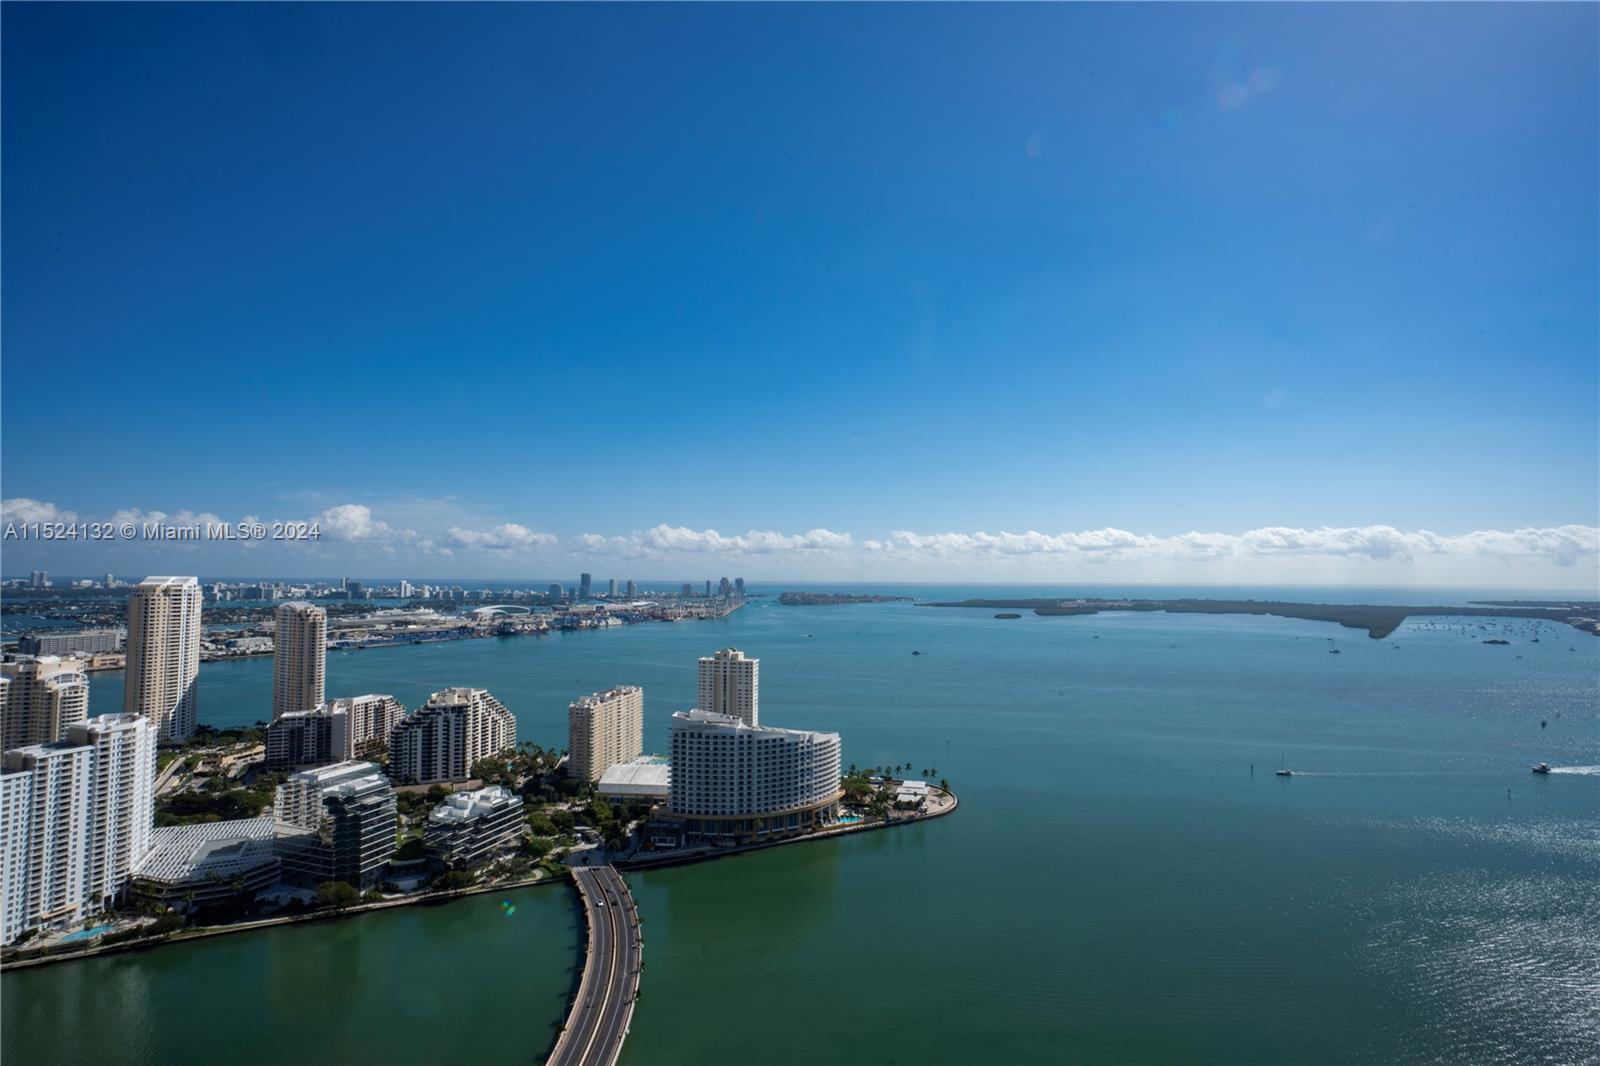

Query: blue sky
[[3, 4, 1596, 584]]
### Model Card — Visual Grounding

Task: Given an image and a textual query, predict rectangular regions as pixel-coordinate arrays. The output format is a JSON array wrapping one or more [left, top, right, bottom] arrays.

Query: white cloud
[[1, 498, 78, 524], [861, 524, 1600, 569], [447, 524, 558, 551], [317, 504, 395, 542], [5, 497, 1593, 584], [634, 525, 853, 555]]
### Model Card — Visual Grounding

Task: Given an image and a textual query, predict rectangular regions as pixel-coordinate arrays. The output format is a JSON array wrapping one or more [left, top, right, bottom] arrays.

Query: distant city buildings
[[272, 602, 327, 720], [548, 583, 563, 602], [388, 688, 516, 785], [734, 577, 745, 595], [625, 580, 637, 598], [123, 577, 202, 742], [423, 785, 523, 869], [272, 761, 396, 890], [580, 573, 593, 600], [666, 710, 841, 840], [17, 628, 125, 657], [698, 648, 759, 726], [2, 656, 89, 748], [568, 686, 644, 783], [719, 577, 732, 597], [608, 578, 618, 598], [1, 713, 157, 945]]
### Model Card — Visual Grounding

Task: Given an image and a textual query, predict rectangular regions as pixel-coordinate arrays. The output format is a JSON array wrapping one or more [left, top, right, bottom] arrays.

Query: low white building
[[423, 785, 524, 869], [132, 817, 280, 909], [894, 779, 930, 809], [596, 756, 671, 805]]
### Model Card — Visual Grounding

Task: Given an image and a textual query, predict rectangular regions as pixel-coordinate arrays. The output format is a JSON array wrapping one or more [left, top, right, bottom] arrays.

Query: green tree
[[315, 881, 361, 911], [434, 870, 476, 892]]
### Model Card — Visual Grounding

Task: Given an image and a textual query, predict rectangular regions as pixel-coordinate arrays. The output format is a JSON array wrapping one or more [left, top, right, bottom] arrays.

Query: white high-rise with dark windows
[[389, 688, 517, 785], [667, 710, 841, 839], [123, 577, 202, 742], [698, 648, 759, 726], [272, 602, 327, 720], [1, 713, 156, 945]]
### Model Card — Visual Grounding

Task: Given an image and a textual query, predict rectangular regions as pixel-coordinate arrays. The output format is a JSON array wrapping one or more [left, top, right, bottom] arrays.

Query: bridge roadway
[[546, 865, 642, 1066]]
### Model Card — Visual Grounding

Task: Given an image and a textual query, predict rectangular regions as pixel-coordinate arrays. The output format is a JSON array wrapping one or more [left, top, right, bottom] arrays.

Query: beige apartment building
[[122, 577, 202, 742], [697, 648, 759, 726], [1, 656, 90, 749], [568, 685, 644, 782], [272, 602, 327, 719]]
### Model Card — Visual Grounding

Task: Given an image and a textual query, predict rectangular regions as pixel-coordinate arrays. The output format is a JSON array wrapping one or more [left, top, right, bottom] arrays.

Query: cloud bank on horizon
[[4, 498, 1596, 588]]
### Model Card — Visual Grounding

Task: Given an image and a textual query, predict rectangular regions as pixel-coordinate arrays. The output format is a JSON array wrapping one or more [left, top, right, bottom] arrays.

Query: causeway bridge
[[546, 865, 642, 1066]]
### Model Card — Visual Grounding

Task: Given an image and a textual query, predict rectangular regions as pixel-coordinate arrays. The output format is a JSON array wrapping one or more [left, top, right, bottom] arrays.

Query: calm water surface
[[9, 592, 1598, 1065]]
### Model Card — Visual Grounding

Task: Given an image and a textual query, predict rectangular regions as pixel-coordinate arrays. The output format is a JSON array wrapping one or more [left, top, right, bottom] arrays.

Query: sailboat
[[1275, 753, 1294, 777]]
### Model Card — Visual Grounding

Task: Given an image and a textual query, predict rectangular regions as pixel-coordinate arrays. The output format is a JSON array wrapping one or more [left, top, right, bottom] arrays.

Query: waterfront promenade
[[548, 865, 641, 1066]]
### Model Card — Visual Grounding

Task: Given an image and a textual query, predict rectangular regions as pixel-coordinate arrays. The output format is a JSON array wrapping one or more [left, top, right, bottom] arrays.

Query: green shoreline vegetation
[[777, 592, 915, 605], [921, 598, 1600, 640]]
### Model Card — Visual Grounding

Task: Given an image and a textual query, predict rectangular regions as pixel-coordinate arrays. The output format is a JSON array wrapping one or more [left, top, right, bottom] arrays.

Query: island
[[994, 612, 1022, 619], [778, 592, 914, 606], [921, 598, 1600, 640]]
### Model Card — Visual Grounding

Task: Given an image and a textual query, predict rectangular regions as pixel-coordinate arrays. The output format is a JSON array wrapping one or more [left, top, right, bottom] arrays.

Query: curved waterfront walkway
[[547, 865, 641, 1066]]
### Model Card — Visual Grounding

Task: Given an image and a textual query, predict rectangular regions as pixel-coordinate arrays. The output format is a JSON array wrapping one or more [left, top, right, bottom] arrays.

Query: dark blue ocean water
[[38, 587, 1600, 1064]]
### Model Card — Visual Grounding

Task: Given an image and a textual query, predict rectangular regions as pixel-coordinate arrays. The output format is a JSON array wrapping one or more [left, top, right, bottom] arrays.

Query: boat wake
[[1547, 765, 1600, 776]]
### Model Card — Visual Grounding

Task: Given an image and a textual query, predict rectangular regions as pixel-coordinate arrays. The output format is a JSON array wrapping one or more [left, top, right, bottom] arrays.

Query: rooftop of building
[[700, 647, 753, 662], [570, 685, 643, 707], [286, 759, 383, 787], [671, 709, 839, 742], [598, 756, 673, 791], [135, 817, 278, 884], [428, 784, 522, 824]]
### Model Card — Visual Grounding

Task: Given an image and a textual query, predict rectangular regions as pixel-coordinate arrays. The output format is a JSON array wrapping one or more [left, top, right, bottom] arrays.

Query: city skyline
[[2, 4, 1595, 591]]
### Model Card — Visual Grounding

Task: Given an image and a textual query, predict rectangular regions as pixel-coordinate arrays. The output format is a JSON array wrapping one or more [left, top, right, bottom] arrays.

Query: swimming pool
[[58, 925, 114, 943]]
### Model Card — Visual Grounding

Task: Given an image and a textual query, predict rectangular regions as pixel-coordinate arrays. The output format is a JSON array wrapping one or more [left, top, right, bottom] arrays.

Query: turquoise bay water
[[13, 592, 1600, 1064]]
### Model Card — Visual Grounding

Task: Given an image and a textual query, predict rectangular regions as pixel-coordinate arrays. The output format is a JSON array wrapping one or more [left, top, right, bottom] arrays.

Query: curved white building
[[667, 710, 841, 840]]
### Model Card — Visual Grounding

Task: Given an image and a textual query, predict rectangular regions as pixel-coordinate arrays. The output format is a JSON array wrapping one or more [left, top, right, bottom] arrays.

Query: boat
[[1275, 768, 1294, 777], [1531, 763, 1552, 774]]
